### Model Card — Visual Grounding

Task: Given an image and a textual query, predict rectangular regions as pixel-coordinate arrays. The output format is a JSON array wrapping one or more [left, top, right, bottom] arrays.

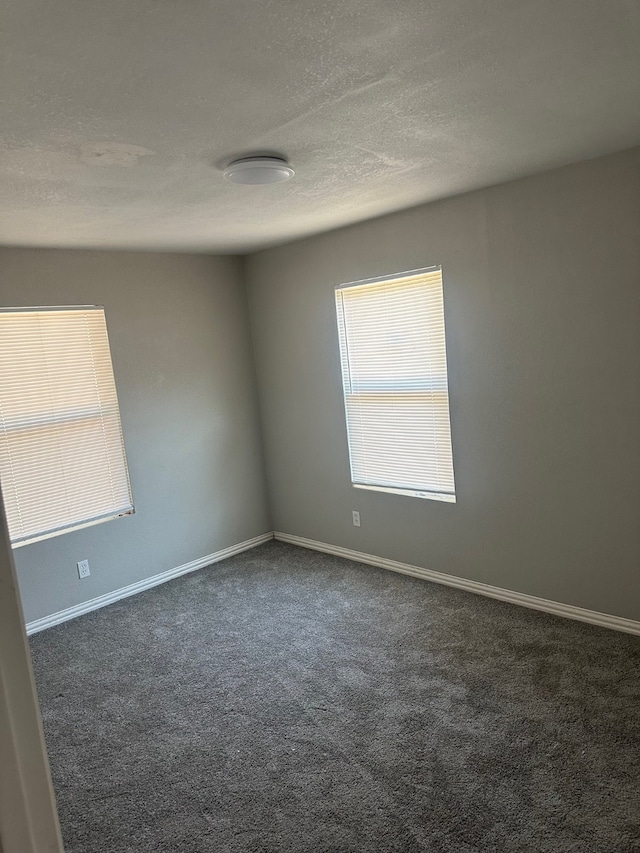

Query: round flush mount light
[[223, 156, 294, 185]]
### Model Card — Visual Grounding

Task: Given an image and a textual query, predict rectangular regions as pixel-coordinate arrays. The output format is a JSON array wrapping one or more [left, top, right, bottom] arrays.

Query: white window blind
[[0, 306, 134, 547], [335, 266, 456, 502]]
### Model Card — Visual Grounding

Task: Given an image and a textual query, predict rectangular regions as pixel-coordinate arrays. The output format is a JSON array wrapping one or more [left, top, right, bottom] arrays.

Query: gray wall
[[245, 147, 640, 622], [0, 249, 270, 623]]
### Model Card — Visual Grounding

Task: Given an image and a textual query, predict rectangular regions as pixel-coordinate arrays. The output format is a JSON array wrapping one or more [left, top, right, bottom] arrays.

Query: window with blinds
[[0, 306, 134, 547], [335, 266, 456, 502]]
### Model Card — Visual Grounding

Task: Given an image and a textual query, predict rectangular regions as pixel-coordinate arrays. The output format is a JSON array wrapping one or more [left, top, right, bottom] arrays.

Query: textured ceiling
[[1, 0, 640, 253]]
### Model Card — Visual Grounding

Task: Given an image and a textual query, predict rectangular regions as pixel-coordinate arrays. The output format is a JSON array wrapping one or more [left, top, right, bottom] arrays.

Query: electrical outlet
[[352, 510, 361, 527], [77, 559, 90, 579]]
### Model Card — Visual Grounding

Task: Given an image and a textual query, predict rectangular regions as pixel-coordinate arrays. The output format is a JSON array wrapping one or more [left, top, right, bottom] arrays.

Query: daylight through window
[[335, 266, 456, 502], [0, 306, 134, 547]]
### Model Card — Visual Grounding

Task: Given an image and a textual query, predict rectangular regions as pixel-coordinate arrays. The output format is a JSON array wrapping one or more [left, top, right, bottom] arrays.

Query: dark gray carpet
[[29, 541, 640, 853]]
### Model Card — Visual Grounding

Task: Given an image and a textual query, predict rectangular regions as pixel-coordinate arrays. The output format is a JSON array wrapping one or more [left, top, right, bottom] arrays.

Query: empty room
[[1, 1, 639, 852]]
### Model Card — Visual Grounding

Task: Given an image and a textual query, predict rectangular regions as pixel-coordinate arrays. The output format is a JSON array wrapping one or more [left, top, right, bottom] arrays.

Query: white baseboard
[[26, 532, 274, 635], [274, 532, 640, 637], [27, 529, 640, 638]]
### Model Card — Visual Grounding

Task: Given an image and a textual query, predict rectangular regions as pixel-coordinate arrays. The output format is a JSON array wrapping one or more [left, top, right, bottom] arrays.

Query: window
[[0, 306, 134, 547], [335, 266, 455, 502]]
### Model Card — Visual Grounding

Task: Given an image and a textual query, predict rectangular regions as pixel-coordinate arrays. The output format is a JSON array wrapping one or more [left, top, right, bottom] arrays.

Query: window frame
[[335, 265, 456, 503], [0, 305, 135, 547]]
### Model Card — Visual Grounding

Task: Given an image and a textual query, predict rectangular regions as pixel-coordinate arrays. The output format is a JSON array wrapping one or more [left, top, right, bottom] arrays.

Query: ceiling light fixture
[[223, 156, 294, 185]]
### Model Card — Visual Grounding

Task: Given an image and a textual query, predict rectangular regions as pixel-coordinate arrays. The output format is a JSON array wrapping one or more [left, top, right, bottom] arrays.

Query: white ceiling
[[2, 0, 639, 254]]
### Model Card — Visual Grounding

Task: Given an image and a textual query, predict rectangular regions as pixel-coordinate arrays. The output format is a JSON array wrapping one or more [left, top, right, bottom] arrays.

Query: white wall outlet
[[77, 559, 90, 579], [352, 510, 361, 527]]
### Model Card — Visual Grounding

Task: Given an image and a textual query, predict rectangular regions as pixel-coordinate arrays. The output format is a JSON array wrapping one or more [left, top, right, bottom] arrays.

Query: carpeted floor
[[29, 541, 640, 853]]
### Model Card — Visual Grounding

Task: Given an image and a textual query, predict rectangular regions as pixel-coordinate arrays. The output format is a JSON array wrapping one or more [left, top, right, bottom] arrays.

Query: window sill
[[353, 483, 456, 503]]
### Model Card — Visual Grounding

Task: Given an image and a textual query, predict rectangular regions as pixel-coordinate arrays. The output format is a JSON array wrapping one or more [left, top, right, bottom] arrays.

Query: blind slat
[[335, 267, 456, 501], [0, 307, 135, 546]]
